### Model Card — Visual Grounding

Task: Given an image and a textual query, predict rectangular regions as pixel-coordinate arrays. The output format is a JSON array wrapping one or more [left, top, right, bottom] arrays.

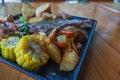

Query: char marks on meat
[[28, 18, 93, 34]]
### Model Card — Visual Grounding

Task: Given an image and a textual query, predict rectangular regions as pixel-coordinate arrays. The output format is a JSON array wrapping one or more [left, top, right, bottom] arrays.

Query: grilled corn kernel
[[1, 37, 19, 61], [14, 35, 49, 71]]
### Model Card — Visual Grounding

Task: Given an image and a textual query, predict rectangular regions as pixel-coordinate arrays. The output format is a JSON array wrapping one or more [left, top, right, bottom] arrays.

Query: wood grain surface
[[0, 2, 120, 80], [94, 2, 120, 15]]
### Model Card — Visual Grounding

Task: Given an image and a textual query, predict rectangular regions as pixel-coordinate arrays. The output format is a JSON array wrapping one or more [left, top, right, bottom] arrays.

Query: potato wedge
[[46, 43, 62, 64], [22, 4, 35, 20], [28, 17, 43, 24], [60, 49, 79, 71], [67, 38, 71, 49], [48, 28, 57, 41], [71, 37, 78, 52], [42, 12, 55, 20], [35, 3, 51, 17], [44, 37, 62, 64]]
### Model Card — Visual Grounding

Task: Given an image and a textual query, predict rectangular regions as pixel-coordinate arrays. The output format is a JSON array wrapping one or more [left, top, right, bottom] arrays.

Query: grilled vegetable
[[55, 34, 68, 48], [46, 42, 61, 64], [71, 37, 78, 52], [74, 29, 86, 43], [19, 25, 29, 32], [53, 13, 72, 19], [76, 42, 82, 50], [0, 27, 8, 40], [56, 35, 66, 43], [67, 38, 72, 49], [60, 49, 79, 71], [28, 17, 43, 24], [18, 22, 29, 34], [0, 44, 1, 53], [54, 41, 67, 48], [35, 3, 51, 17], [38, 32, 62, 64], [14, 35, 49, 70], [8, 32, 23, 38], [61, 26, 79, 52], [44, 36, 62, 64], [1, 37, 20, 61], [42, 12, 55, 20], [48, 28, 57, 41], [19, 16, 26, 23], [6, 15, 14, 22], [38, 32, 48, 52], [0, 15, 14, 23], [61, 30, 74, 38], [22, 4, 35, 20]]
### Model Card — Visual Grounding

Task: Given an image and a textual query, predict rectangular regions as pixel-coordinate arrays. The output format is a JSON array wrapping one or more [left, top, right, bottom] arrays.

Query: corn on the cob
[[1, 37, 19, 61], [14, 35, 49, 71]]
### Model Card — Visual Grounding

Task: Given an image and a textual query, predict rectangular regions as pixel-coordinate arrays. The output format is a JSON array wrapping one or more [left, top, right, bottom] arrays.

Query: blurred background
[[0, 0, 120, 3]]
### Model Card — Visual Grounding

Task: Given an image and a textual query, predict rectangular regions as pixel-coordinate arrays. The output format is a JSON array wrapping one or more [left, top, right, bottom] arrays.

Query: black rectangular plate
[[0, 14, 97, 80]]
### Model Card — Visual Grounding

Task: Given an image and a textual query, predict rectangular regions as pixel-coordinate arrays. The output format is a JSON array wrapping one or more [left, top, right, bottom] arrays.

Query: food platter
[[0, 13, 97, 80]]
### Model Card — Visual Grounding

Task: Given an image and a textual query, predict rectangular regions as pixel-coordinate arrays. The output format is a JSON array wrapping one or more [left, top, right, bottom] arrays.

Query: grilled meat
[[28, 19, 93, 34]]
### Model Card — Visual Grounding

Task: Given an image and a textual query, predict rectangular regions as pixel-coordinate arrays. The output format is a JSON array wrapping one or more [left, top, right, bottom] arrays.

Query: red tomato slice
[[61, 30, 74, 38], [54, 41, 68, 48]]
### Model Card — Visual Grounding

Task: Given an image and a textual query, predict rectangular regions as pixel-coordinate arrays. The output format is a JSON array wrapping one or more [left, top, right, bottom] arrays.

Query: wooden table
[[94, 2, 120, 15], [0, 2, 120, 80]]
